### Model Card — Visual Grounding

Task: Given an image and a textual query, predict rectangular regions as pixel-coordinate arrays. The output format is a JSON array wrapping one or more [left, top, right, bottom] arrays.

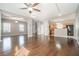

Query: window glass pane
[[19, 24, 24, 32], [3, 23, 11, 33]]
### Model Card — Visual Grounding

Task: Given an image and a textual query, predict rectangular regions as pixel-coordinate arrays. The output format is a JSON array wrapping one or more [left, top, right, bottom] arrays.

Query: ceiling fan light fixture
[[21, 3, 40, 14], [28, 7, 33, 11]]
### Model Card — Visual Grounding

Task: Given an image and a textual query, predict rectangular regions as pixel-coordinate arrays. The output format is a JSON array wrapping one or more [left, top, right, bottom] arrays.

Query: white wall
[[27, 19, 50, 37], [77, 20, 79, 44], [75, 15, 79, 44], [27, 19, 33, 37], [74, 5, 79, 44], [54, 28, 76, 38], [54, 28, 67, 37], [37, 21, 49, 36], [32, 20, 37, 35]]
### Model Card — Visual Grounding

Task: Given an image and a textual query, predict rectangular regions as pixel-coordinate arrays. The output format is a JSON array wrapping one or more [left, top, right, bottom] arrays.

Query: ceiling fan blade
[[24, 3, 29, 6], [33, 8, 40, 12], [24, 3, 32, 7], [32, 3, 39, 7], [20, 7, 28, 9]]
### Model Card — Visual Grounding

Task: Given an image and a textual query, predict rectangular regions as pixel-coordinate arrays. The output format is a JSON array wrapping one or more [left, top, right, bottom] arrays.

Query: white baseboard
[[28, 35, 33, 37], [53, 35, 76, 39]]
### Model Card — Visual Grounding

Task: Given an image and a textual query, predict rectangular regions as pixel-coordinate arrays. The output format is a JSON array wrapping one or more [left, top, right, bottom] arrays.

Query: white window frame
[[19, 24, 24, 32], [3, 23, 11, 33]]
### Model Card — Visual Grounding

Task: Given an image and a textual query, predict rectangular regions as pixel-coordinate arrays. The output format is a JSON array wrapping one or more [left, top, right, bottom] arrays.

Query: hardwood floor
[[0, 35, 79, 56]]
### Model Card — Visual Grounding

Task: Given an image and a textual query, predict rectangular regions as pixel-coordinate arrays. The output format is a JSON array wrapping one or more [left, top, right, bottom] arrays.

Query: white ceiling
[[0, 3, 78, 22]]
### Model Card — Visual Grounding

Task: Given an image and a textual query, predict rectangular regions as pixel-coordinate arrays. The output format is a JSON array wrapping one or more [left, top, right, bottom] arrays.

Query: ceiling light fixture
[[28, 7, 33, 11], [28, 7, 33, 13], [20, 3, 40, 14], [15, 20, 18, 23]]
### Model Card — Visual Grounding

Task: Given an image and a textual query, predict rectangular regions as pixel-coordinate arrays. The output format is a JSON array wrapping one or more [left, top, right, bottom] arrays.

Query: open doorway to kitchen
[[49, 19, 75, 38]]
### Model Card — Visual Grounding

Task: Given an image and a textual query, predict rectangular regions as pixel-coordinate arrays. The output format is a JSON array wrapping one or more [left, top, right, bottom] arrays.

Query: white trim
[[53, 35, 76, 39]]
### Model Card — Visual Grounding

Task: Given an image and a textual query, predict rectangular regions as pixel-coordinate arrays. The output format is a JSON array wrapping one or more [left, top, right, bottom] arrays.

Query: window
[[3, 23, 11, 33], [19, 24, 24, 32]]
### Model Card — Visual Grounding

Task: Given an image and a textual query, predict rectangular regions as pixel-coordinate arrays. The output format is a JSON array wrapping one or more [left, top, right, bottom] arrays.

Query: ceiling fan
[[20, 3, 40, 13]]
